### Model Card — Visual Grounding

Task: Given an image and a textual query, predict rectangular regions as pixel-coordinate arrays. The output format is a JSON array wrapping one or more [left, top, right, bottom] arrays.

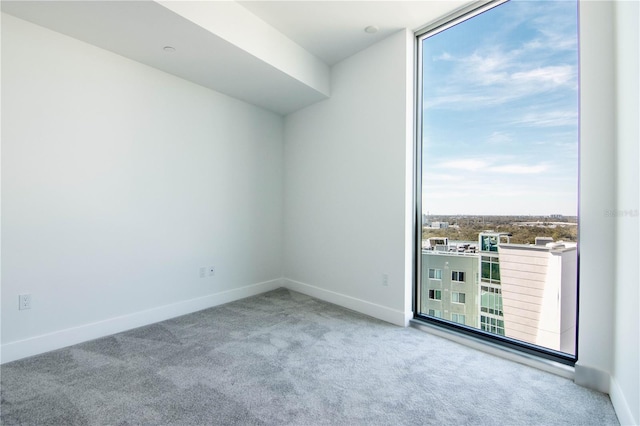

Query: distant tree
[[423, 220, 577, 245]]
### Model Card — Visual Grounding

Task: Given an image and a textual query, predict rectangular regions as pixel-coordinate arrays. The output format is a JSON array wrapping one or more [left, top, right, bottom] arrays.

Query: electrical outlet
[[19, 294, 31, 310], [208, 266, 215, 277], [382, 273, 389, 287], [199, 267, 206, 278]]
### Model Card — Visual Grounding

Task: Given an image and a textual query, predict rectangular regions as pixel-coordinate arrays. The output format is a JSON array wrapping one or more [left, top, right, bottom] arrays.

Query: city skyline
[[421, 0, 579, 216]]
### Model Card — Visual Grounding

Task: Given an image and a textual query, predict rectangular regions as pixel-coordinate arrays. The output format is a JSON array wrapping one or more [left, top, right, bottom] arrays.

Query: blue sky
[[422, 0, 579, 216]]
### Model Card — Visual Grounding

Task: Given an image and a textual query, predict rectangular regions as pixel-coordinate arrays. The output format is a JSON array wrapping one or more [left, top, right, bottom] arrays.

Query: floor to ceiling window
[[416, 0, 579, 363]]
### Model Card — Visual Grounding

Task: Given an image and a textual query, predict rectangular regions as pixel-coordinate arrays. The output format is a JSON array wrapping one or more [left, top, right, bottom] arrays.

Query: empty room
[[1, 0, 638, 425]]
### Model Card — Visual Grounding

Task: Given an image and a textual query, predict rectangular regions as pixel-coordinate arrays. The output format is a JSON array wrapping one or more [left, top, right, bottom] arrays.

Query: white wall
[[575, 0, 616, 391], [611, 1, 640, 424], [1, 13, 284, 362], [570, 1, 639, 423], [282, 29, 414, 326], [282, 3, 639, 423]]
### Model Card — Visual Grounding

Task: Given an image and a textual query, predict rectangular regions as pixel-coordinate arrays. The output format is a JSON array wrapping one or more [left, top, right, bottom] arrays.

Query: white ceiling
[[2, 0, 471, 114], [239, 1, 470, 66]]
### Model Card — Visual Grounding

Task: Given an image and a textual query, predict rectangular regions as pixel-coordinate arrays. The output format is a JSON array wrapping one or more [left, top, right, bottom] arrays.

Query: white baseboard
[[1, 279, 283, 364], [574, 362, 611, 394], [282, 278, 409, 326], [610, 375, 639, 426], [403, 310, 414, 327]]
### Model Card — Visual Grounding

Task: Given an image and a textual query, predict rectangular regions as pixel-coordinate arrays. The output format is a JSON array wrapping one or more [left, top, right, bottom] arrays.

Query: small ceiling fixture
[[162, 46, 176, 52], [364, 25, 378, 34]]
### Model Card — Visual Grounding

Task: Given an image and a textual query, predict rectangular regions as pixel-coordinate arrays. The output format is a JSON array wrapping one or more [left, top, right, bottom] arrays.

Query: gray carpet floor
[[1, 288, 619, 425]]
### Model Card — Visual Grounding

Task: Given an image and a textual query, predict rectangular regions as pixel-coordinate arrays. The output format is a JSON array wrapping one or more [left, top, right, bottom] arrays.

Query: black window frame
[[413, 0, 579, 367]]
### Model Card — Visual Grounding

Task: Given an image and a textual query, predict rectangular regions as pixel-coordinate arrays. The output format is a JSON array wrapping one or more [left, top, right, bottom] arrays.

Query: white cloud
[[523, 39, 543, 50], [431, 156, 551, 176], [424, 25, 578, 112], [423, 93, 494, 110], [515, 110, 578, 128], [434, 52, 453, 61], [425, 60, 576, 110], [487, 131, 512, 144], [511, 65, 574, 86], [536, 23, 579, 52], [464, 51, 511, 85], [423, 173, 465, 183], [493, 164, 549, 174], [435, 159, 489, 171]]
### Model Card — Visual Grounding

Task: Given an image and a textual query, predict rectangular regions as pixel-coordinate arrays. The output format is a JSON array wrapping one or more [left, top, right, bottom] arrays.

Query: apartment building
[[422, 232, 577, 354], [421, 238, 479, 327], [499, 239, 578, 354]]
